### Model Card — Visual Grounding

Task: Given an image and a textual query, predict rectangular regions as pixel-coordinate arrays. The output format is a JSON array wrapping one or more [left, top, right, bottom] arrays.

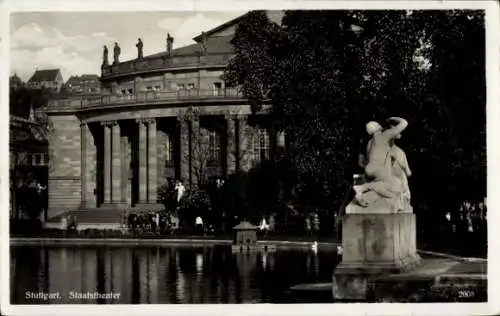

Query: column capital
[[177, 113, 199, 123], [101, 120, 118, 127], [224, 114, 237, 121], [136, 117, 156, 125], [235, 114, 248, 121]]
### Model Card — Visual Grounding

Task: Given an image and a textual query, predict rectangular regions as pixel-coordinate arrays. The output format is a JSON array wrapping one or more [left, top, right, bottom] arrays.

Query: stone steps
[[47, 208, 125, 223]]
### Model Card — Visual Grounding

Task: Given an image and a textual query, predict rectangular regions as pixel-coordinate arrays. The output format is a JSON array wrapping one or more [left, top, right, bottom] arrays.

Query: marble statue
[[390, 140, 411, 205], [348, 117, 412, 213], [102, 45, 109, 66], [113, 42, 121, 64], [136, 38, 143, 59]]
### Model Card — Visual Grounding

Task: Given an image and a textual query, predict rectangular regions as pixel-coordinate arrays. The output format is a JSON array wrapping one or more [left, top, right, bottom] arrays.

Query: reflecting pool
[[11, 245, 339, 304]]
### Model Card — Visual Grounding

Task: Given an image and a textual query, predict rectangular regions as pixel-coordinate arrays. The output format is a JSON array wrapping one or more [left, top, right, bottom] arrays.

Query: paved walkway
[[290, 258, 487, 302], [9, 237, 340, 249]]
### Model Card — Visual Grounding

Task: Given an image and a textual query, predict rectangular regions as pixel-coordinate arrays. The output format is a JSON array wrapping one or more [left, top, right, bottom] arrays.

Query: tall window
[[213, 82, 222, 96], [165, 135, 174, 166], [208, 130, 221, 163], [252, 128, 270, 163], [187, 83, 195, 90]]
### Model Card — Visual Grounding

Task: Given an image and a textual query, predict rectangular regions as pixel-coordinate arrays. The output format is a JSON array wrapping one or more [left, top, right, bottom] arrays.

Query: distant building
[[27, 69, 64, 92], [44, 11, 288, 219], [10, 114, 49, 219], [10, 73, 23, 90], [65, 74, 102, 94]]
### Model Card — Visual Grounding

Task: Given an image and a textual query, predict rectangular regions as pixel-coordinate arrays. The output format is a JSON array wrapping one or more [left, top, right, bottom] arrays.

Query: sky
[[10, 11, 245, 82]]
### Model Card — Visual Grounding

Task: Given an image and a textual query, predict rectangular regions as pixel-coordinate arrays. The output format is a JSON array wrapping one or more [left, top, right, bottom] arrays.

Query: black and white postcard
[[1, 0, 499, 315]]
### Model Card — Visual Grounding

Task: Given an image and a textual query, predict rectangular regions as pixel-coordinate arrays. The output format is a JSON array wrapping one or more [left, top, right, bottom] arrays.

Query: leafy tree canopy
[[225, 10, 486, 218]]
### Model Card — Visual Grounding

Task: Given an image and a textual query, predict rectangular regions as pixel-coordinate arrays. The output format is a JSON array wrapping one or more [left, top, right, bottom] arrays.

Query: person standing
[[155, 212, 160, 234], [150, 212, 157, 234], [312, 212, 320, 237], [305, 216, 312, 237], [36, 181, 47, 221]]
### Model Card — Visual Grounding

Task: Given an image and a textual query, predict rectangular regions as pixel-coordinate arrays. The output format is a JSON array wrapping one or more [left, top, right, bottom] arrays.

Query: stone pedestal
[[333, 213, 420, 300]]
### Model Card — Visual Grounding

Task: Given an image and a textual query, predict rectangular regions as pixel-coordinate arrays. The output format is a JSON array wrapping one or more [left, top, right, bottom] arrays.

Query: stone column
[[111, 121, 122, 204], [147, 118, 158, 204], [121, 133, 129, 206], [190, 116, 200, 188], [80, 123, 88, 208], [134, 77, 143, 94], [237, 115, 252, 172], [80, 123, 96, 209], [102, 122, 112, 205], [137, 119, 148, 204], [178, 117, 190, 184], [226, 115, 237, 175]]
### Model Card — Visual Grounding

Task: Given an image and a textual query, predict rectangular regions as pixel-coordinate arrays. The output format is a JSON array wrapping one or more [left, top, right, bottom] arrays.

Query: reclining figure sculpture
[[348, 117, 412, 213]]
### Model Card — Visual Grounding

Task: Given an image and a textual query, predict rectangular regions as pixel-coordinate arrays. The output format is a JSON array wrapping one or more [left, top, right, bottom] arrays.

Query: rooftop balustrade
[[101, 54, 232, 78], [47, 87, 245, 111]]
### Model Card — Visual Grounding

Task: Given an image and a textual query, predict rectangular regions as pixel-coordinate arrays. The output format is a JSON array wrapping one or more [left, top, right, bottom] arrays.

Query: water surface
[[11, 245, 338, 304]]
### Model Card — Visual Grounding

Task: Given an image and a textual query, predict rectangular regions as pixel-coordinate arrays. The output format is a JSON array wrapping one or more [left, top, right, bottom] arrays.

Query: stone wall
[[111, 69, 226, 95], [47, 114, 82, 218], [81, 123, 97, 208]]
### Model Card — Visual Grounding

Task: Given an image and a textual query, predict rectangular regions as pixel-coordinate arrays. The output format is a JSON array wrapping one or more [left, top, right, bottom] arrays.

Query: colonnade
[[79, 114, 285, 209]]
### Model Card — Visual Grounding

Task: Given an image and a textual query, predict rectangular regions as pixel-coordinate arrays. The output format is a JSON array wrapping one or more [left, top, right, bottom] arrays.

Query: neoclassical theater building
[[45, 12, 285, 219]]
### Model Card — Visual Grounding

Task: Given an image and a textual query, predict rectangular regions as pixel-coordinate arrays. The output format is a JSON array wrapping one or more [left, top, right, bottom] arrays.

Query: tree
[[225, 10, 283, 113], [409, 10, 486, 222], [225, 10, 486, 231], [10, 86, 53, 119]]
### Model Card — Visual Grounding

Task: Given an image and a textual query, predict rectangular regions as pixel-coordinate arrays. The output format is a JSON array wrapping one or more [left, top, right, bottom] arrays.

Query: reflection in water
[[11, 245, 338, 304], [261, 252, 268, 271], [175, 252, 185, 302], [196, 253, 203, 276]]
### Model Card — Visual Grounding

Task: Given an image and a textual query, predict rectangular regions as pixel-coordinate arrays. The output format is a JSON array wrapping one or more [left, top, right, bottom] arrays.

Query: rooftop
[[100, 11, 284, 79], [233, 221, 258, 230], [28, 69, 61, 83], [66, 74, 101, 85], [144, 35, 234, 60], [10, 115, 48, 145]]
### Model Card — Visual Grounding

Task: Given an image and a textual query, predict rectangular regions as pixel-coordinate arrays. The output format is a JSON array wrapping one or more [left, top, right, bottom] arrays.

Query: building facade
[[45, 12, 285, 219], [10, 73, 23, 90], [10, 115, 49, 218], [27, 69, 64, 92], [65, 74, 102, 94]]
